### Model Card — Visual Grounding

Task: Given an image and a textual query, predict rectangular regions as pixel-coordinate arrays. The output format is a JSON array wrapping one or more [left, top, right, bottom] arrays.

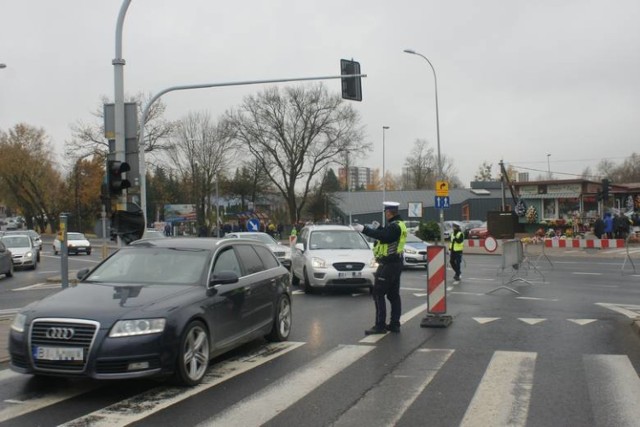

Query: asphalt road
[[0, 243, 640, 426]]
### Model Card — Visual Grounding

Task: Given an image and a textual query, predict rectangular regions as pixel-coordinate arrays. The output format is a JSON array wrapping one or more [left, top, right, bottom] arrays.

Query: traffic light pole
[[137, 73, 366, 226]]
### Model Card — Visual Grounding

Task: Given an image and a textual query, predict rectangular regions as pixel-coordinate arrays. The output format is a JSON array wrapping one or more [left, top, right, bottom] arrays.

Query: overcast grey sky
[[1, 0, 639, 186]]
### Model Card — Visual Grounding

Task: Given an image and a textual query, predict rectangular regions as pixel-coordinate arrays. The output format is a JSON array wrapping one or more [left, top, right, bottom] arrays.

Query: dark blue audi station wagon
[[9, 238, 292, 386]]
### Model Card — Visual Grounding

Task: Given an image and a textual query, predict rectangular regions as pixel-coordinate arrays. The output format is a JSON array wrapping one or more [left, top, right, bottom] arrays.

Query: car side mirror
[[209, 270, 239, 288], [295, 243, 304, 251], [76, 268, 91, 281]]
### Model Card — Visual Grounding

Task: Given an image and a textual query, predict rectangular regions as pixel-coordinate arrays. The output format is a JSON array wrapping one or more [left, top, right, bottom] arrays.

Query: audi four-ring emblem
[[45, 327, 75, 340]]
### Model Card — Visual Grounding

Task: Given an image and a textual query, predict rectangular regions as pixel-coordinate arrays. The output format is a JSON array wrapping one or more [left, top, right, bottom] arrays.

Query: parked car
[[223, 231, 291, 269], [468, 221, 489, 239], [4, 230, 42, 261], [8, 237, 292, 386], [403, 233, 430, 269], [290, 224, 376, 294], [53, 232, 92, 255], [0, 234, 38, 270], [461, 220, 484, 238], [0, 240, 14, 278], [441, 221, 464, 240]]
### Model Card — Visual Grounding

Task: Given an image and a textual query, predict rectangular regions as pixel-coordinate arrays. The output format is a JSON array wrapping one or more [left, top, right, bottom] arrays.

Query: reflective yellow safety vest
[[373, 220, 407, 259], [450, 230, 464, 252]]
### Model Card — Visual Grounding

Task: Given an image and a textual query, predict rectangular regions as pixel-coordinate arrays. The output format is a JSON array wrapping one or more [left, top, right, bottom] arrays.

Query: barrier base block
[[420, 314, 453, 328]]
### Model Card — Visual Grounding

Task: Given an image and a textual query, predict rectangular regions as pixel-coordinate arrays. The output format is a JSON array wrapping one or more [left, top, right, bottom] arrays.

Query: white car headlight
[[404, 248, 417, 254], [24, 251, 33, 259], [311, 257, 328, 268], [369, 258, 379, 268], [11, 313, 26, 333], [109, 318, 166, 337]]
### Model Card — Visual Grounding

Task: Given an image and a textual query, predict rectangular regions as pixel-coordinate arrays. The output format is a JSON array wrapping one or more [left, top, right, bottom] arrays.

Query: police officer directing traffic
[[353, 201, 407, 335]]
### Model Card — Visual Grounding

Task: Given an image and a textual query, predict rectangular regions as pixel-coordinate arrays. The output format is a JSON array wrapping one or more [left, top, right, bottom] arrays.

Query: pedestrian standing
[[449, 223, 464, 283], [603, 212, 613, 239], [353, 201, 407, 335]]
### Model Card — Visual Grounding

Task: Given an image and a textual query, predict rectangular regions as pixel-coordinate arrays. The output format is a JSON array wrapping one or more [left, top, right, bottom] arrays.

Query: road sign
[[247, 218, 260, 232], [408, 202, 423, 218], [436, 181, 449, 196], [434, 196, 450, 209]]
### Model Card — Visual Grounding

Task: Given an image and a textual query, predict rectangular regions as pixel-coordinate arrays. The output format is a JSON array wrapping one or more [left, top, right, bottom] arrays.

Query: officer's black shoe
[[386, 324, 401, 333], [364, 326, 387, 335]]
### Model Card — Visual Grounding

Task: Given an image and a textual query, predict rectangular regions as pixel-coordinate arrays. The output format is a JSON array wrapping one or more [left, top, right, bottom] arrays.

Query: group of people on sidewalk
[[593, 212, 634, 239]]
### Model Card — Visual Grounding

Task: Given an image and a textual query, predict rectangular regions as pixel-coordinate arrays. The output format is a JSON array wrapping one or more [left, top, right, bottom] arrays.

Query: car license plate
[[32, 346, 84, 361], [338, 272, 362, 278]]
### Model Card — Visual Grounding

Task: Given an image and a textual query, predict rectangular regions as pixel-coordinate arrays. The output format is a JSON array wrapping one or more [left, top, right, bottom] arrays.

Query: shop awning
[[520, 192, 581, 199]]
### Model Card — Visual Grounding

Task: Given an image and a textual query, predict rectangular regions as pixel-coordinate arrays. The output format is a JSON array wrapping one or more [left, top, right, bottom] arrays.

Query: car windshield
[[309, 230, 370, 250], [67, 233, 86, 241], [85, 247, 209, 285], [1, 236, 31, 248]]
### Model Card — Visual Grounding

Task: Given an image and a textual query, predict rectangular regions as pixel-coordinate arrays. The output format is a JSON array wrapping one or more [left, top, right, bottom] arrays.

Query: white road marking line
[[452, 291, 486, 296], [0, 379, 99, 423], [572, 272, 602, 276], [568, 319, 598, 325], [12, 283, 62, 291], [584, 354, 640, 426], [519, 318, 546, 325], [595, 302, 640, 319], [359, 303, 429, 344], [472, 317, 500, 324], [516, 296, 559, 302], [413, 292, 427, 297], [403, 287, 427, 292], [0, 369, 22, 383], [60, 341, 304, 427], [460, 351, 536, 427], [197, 344, 374, 427], [464, 277, 496, 281], [333, 349, 454, 427]]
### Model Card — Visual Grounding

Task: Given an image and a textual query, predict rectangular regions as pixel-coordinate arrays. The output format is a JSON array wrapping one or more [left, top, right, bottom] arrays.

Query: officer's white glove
[[370, 221, 380, 229], [352, 224, 365, 232]]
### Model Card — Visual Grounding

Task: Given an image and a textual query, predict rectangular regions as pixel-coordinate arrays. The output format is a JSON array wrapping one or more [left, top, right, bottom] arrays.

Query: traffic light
[[107, 160, 131, 196], [340, 59, 362, 101], [602, 178, 610, 201]]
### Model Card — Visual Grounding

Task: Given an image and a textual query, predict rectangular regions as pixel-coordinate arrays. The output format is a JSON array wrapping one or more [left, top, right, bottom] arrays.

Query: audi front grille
[[29, 318, 99, 373]]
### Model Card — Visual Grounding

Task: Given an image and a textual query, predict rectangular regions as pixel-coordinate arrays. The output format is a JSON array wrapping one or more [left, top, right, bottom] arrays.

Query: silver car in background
[[0, 234, 38, 270], [290, 224, 376, 294], [224, 232, 291, 269]]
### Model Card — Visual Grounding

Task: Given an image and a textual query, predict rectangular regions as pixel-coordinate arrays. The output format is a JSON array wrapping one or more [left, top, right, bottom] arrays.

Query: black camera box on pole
[[487, 211, 518, 239]]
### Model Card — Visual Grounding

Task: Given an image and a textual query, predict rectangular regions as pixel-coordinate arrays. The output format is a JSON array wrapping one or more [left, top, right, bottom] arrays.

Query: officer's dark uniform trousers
[[373, 256, 402, 329]]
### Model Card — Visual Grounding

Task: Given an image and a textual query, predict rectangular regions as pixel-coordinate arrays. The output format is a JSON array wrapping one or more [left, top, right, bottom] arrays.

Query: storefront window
[[583, 196, 598, 220], [543, 199, 556, 219], [558, 198, 579, 220]]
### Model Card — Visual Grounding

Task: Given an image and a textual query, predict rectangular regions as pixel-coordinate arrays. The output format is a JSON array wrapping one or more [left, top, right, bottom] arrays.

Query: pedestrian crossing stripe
[[57, 342, 305, 427], [2, 348, 640, 426], [596, 302, 640, 319]]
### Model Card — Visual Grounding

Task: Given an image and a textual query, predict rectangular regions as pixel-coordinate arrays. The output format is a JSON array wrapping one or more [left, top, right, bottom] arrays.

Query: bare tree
[[226, 84, 369, 223], [167, 111, 235, 230], [403, 139, 436, 189], [66, 92, 175, 161]]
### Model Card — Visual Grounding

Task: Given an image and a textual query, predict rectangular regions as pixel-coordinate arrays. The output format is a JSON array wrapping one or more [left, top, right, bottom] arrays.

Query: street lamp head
[[383, 126, 390, 130], [403, 49, 416, 55], [0, 63, 6, 69]]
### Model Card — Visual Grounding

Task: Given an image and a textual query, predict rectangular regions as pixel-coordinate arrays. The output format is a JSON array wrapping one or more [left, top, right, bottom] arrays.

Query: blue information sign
[[434, 196, 450, 209], [247, 218, 260, 232]]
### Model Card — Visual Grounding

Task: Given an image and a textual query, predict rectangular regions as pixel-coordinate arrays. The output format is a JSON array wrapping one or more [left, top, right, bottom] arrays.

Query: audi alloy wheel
[[174, 321, 209, 386]]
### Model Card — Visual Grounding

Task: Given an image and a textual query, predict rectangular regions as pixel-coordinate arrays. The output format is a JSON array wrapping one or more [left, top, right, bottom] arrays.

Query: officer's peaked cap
[[383, 201, 400, 211]]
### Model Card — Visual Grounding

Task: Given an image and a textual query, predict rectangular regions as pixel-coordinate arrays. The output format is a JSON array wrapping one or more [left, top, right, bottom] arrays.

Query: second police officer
[[353, 201, 407, 335]]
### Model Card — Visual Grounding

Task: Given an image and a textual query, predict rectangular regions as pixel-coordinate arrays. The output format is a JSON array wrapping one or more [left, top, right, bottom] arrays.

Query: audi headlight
[[11, 313, 26, 333], [109, 318, 166, 337], [369, 258, 379, 268], [311, 257, 328, 268]]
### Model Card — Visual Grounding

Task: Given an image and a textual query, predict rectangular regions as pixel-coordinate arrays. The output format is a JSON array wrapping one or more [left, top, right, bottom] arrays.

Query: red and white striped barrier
[[464, 238, 625, 249], [543, 238, 625, 249], [426, 246, 447, 314]]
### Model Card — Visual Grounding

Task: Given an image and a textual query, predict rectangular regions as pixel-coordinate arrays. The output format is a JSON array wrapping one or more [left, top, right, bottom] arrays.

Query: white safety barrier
[[465, 238, 625, 250]]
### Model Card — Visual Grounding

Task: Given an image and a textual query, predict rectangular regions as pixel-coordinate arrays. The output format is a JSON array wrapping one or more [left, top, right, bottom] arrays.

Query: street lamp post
[[382, 126, 390, 224], [404, 48, 445, 243], [547, 153, 551, 179]]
